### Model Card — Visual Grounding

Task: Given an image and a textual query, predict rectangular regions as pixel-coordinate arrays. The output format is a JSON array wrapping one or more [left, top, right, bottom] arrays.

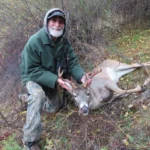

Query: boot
[[23, 141, 41, 150]]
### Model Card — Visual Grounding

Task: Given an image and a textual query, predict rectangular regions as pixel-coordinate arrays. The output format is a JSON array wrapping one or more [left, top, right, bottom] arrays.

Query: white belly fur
[[107, 67, 119, 83]]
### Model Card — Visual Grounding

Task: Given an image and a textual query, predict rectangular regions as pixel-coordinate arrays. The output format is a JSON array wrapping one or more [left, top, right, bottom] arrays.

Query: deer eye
[[87, 91, 90, 96], [73, 93, 77, 97]]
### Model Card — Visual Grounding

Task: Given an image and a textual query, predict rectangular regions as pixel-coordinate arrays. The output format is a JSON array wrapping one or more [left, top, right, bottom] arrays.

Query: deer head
[[58, 67, 101, 116]]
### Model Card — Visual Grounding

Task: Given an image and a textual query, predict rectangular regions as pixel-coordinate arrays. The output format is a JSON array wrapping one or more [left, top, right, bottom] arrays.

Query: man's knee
[[34, 91, 46, 103], [26, 81, 44, 95], [25, 81, 46, 105]]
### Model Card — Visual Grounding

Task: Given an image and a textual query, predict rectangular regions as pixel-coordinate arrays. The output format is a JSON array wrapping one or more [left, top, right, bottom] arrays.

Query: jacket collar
[[40, 27, 52, 45]]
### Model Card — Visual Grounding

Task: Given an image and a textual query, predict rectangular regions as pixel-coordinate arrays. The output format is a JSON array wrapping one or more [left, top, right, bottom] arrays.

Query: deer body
[[86, 60, 141, 109], [70, 59, 150, 115], [18, 59, 150, 116]]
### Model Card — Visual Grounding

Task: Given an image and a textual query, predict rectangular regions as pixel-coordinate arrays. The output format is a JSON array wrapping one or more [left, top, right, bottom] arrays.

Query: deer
[[59, 59, 150, 116]]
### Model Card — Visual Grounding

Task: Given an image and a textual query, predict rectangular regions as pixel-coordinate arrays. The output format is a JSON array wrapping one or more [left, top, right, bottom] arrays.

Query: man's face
[[48, 16, 65, 38]]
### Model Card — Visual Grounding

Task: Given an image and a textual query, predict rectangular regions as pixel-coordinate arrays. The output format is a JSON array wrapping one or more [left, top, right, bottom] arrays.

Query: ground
[[0, 25, 150, 150]]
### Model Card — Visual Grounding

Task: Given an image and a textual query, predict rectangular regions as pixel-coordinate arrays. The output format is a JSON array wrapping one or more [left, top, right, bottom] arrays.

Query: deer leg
[[115, 62, 150, 73], [143, 62, 150, 66], [106, 81, 142, 94], [116, 85, 141, 94], [114, 62, 150, 80], [114, 64, 142, 78]]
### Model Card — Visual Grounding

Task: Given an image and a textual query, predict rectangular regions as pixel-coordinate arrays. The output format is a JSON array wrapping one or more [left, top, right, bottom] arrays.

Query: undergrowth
[[1, 25, 150, 150], [0, 134, 22, 150], [41, 26, 150, 150]]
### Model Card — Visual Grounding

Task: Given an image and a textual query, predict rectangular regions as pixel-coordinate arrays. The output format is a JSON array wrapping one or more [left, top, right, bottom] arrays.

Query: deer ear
[[67, 88, 73, 94], [64, 82, 74, 94]]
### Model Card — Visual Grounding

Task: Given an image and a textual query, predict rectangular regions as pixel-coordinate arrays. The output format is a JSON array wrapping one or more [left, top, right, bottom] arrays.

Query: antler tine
[[58, 67, 63, 78], [70, 82, 77, 89], [89, 68, 102, 79], [83, 68, 102, 88], [82, 72, 89, 88], [94, 62, 99, 68], [70, 77, 77, 89], [58, 67, 77, 90]]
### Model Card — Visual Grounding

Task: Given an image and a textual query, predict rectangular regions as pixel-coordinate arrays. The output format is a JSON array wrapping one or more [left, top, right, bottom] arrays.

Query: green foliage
[[1, 1, 150, 150], [1, 134, 22, 150], [44, 137, 71, 150], [100, 147, 108, 150], [52, 115, 66, 130], [109, 27, 150, 62]]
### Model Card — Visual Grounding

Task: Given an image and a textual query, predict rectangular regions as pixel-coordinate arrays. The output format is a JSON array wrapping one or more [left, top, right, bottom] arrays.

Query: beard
[[48, 26, 64, 38]]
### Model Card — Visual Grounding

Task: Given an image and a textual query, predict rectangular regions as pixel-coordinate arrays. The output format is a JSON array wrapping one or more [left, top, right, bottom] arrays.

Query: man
[[20, 8, 91, 150]]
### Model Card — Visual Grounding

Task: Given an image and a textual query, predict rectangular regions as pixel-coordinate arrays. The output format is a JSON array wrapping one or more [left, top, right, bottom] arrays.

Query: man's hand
[[81, 75, 92, 86], [57, 78, 72, 91]]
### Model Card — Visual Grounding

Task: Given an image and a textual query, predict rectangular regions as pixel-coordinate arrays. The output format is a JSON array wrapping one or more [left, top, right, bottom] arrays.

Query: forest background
[[0, 0, 150, 149]]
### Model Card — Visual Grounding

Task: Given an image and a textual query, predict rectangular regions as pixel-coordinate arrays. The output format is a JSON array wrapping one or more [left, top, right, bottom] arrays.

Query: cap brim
[[47, 11, 65, 20]]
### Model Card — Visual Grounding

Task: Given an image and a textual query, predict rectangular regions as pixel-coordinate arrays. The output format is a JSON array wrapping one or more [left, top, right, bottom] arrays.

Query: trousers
[[23, 81, 60, 142]]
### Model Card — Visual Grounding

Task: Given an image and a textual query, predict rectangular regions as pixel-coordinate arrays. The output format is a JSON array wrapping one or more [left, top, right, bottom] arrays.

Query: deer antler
[[58, 67, 64, 79], [83, 68, 102, 88], [58, 67, 77, 89]]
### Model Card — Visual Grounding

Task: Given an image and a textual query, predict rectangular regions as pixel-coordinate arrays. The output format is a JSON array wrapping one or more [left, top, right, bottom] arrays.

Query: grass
[[108, 26, 150, 90], [29, 26, 150, 149], [105, 25, 150, 150], [115, 108, 150, 149], [108, 27, 150, 63], [1, 25, 150, 150], [0, 134, 22, 150]]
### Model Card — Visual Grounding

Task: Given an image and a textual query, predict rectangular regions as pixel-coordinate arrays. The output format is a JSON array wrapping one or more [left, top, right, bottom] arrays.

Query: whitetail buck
[[60, 59, 150, 116]]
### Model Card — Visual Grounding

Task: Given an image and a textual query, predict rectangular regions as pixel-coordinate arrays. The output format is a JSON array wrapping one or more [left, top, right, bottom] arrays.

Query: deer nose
[[80, 106, 89, 116]]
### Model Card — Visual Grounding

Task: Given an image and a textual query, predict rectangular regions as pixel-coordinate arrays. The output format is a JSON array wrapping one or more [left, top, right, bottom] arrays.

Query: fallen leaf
[[142, 105, 148, 110], [122, 139, 129, 146], [124, 112, 129, 117], [128, 104, 134, 108], [20, 111, 27, 115]]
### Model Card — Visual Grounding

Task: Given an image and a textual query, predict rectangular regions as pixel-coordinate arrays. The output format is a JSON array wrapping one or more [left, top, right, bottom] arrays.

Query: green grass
[[106, 26, 150, 150], [108, 28, 150, 63], [40, 27, 150, 150], [2, 25, 150, 150], [0, 134, 22, 150]]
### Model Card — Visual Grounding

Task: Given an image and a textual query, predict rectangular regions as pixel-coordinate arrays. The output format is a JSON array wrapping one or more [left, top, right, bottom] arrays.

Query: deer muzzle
[[79, 105, 89, 116]]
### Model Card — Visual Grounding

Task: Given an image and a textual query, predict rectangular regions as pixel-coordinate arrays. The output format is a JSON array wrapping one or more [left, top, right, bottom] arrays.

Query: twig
[[21, 0, 40, 28], [0, 111, 10, 126], [61, 0, 64, 10]]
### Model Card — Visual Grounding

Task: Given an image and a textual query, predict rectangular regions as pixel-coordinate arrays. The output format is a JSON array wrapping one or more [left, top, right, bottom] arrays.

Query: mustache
[[51, 26, 64, 30]]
